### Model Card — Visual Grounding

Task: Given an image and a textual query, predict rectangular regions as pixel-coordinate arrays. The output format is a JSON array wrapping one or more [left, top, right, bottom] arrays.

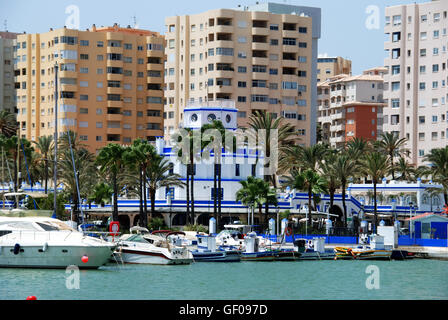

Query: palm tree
[[88, 182, 113, 208], [0, 110, 17, 137], [361, 152, 391, 232], [33, 136, 54, 194], [283, 169, 328, 228], [96, 144, 127, 222], [58, 148, 97, 222], [333, 153, 360, 226], [377, 132, 408, 180], [395, 157, 417, 182], [123, 139, 157, 226], [247, 110, 297, 186], [201, 120, 225, 223], [236, 176, 275, 228], [172, 128, 201, 224], [146, 153, 185, 219], [320, 150, 341, 216], [423, 147, 448, 206], [281, 144, 327, 173]]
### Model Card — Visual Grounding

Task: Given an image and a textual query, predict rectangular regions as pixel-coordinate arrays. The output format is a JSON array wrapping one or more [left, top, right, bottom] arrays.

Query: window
[[80, 40, 89, 46], [391, 65, 400, 75], [393, 15, 401, 26], [216, 48, 234, 56], [299, 27, 307, 33], [80, 67, 88, 74], [238, 66, 247, 73], [391, 82, 400, 91], [238, 96, 247, 103], [391, 99, 400, 108], [298, 42, 307, 48]]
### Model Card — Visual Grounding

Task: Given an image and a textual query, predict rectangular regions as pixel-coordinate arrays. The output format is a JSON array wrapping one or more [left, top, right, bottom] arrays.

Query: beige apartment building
[[15, 24, 165, 153], [163, 3, 321, 146], [1, 31, 19, 113], [317, 56, 352, 82], [317, 67, 386, 148], [383, 0, 448, 166]]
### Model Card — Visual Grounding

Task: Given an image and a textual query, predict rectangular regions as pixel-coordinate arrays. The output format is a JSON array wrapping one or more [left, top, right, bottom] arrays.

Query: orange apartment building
[[14, 24, 165, 154], [317, 67, 387, 148]]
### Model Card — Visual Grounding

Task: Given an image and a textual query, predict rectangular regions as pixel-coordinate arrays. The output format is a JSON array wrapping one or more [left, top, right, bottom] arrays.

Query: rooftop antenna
[[133, 15, 139, 29], [3, 19, 7, 31]]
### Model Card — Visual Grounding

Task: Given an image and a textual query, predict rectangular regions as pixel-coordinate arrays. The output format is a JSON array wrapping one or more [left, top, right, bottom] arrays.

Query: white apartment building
[[383, 0, 448, 166], [163, 2, 321, 146]]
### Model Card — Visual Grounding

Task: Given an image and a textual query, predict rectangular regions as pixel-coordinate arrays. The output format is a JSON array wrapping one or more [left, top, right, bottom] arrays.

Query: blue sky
[[1, 0, 430, 74]]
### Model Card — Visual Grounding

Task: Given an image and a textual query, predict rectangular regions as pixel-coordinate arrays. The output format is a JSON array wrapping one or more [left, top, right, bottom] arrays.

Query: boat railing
[[9, 230, 78, 242]]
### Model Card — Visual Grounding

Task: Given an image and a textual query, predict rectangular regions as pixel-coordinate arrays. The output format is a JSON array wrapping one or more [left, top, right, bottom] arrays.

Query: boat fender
[[14, 243, 21, 255], [42, 243, 48, 252]]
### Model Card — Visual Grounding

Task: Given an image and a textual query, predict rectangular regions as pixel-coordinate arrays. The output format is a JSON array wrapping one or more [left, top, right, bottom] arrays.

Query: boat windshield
[[126, 234, 149, 243]]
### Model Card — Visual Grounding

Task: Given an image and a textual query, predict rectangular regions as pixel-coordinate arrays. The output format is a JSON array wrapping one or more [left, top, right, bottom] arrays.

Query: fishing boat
[[114, 227, 193, 265], [293, 238, 336, 260], [0, 217, 116, 269], [334, 235, 392, 260], [240, 232, 276, 261], [190, 235, 241, 262]]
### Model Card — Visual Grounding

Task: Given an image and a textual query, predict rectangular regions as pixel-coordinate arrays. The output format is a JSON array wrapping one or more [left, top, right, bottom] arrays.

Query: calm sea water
[[1, 260, 447, 300]]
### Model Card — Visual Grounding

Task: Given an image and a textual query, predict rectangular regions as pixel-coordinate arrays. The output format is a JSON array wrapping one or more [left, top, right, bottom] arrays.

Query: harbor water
[[1, 259, 447, 300]]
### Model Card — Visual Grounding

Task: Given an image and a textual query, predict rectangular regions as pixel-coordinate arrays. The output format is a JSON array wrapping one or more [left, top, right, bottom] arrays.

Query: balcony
[[60, 84, 77, 92], [330, 136, 345, 144], [59, 71, 77, 79], [106, 73, 123, 81], [330, 112, 345, 120], [252, 42, 269, 51], [107, 87, 123, 95], [252, 27, 269, 36], [107, 113, 123, 122], [332, 124, 346, 132], [106, 60, 123, 68]]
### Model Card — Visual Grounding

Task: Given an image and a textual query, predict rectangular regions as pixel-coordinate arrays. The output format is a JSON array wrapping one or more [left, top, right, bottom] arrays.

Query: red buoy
[[81, 255, 89, 263], [26, 296, 37, 300]]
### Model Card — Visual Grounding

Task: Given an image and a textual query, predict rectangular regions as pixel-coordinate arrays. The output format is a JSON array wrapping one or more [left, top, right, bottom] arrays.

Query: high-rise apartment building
[[317, 55, 352, 82], [0, 31, 19, 113], [317, 67, 386, 148], [15, 24, 165, 153], [383, 0, 448, 166], [163, 3, 321, 146]]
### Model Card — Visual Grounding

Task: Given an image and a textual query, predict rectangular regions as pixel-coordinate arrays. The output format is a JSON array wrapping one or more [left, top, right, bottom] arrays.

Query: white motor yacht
[[114, 227, 193, 265], [0, 217, 116, 269]]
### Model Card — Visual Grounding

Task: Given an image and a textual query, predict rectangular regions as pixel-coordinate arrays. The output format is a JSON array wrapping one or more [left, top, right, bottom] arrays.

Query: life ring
[[285, 227, 293, 236]]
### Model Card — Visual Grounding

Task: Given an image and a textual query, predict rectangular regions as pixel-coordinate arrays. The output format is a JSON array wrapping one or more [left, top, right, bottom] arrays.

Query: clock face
[[191, 114, 198, 122], [207, 113, 216, 122], [226, 114, 231, 123]]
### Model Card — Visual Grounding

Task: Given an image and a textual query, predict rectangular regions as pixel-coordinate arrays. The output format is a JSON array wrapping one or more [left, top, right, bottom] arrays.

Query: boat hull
[[192, 251, 241, 262], [117, 248, 193, 265], [0, 245, 114, 269], [298, 251, 336, 261], [273, 251, 300, 261], [241, 251, 276, 261]]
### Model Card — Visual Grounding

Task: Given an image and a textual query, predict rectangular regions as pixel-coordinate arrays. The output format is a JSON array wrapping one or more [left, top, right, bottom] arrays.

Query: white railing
[[186, 100, 235, 109]]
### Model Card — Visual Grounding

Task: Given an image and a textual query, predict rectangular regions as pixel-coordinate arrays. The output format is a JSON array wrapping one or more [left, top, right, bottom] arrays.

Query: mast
[[53, 62, 58, 217]]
